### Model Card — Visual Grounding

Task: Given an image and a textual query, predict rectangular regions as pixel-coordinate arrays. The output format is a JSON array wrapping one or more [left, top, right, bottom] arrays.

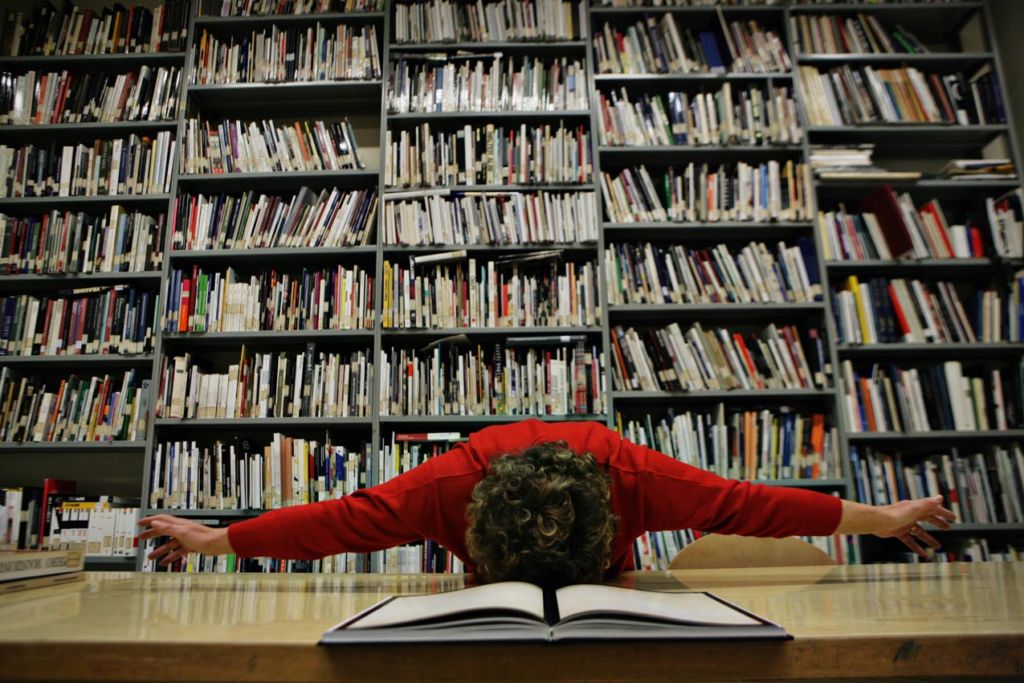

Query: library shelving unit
[[3, 0, 1022, 571]]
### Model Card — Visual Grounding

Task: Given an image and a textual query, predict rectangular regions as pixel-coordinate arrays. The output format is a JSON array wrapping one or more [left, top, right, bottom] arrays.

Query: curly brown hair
[[465, 441, 617, 587]]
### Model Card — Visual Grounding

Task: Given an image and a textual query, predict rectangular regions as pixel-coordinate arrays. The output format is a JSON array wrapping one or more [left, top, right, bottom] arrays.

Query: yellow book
[[846, 275, 872, 343]]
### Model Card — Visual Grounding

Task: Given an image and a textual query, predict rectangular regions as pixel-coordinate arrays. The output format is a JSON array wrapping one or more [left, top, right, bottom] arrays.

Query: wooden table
[[0, 563, 1022, 682]]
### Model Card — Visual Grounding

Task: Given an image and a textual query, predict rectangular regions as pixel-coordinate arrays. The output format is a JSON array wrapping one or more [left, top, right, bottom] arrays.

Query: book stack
[[840, 360, 1018, 433], [798, 65, 1005, 127], [850, 446, 1024, 525], [156, 348, 372, 419], [0, 547, 84, 593], [601, 161, 812, 223], [393, 0, 583, 43], [165, 265, 375, 333], [0, 285, 158, 356], [172, 187, 378, 250], [0, 65, 182, 125], [0, 207, 165, 274], [0, 368, 150, 443], [597, 84, 802, 147], [180, 118, 365, 174], [617, 404, 839, 482], [388, 55, 588, 113], [149, 435, 372, 510], [941, 159, 1017, 182], [191, 24, 381, 84], [379, 339, 604, 416], [611, 322, 829, 392], [0, 132, 176, 198], [382, 254, 599, 329], [605, 238, 821, 305], [831, 276, 994, 346], [382, 190, 597, 246], [383, 121, 592, 188], [0, 1, 190, 56], [791, 12, 927, 55], [196, 0, 385, 16]]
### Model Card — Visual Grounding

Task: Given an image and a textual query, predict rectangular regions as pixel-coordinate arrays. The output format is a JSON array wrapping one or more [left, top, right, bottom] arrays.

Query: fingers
[[147, 538, 179, 562], [926, 514, 952, 530], [914, 528, 941, 551], [899, 534, 928, 558], [160, 546, 190, 567]]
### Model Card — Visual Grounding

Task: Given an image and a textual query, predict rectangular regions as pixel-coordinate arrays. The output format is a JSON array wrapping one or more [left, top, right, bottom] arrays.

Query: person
[[139, 419, 954, 586]]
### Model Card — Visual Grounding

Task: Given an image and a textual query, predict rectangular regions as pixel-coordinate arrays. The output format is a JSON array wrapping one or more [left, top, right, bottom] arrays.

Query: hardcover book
[[321, 582, 789, 644]]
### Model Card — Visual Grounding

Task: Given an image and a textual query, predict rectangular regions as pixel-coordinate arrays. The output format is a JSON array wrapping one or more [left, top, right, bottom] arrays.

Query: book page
[[555, 585, 759, 626], [348, 582, 546, 629]]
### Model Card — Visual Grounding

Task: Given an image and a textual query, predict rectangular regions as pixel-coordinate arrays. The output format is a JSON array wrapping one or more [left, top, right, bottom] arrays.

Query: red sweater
[[228, 420, 843, 574]]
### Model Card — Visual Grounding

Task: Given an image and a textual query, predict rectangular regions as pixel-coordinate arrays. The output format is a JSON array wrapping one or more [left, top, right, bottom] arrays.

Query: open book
[[320, 582, 788, 644]]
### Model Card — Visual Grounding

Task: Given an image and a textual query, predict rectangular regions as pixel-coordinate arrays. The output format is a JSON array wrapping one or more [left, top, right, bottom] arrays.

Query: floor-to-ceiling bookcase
[[2, 0, 1021, 571]]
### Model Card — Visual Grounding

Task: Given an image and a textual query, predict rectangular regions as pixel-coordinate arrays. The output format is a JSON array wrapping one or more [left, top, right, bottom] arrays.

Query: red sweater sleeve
[[227, 457, 441, 560], [620, 439, 842, 537]]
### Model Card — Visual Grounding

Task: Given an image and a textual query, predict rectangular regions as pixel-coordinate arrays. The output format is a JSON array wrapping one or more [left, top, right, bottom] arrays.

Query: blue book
[[699, 31, 726, 74]]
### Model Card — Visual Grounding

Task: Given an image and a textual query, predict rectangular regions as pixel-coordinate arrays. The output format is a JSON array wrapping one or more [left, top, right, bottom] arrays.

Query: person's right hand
[[138, 514, 234, 566]]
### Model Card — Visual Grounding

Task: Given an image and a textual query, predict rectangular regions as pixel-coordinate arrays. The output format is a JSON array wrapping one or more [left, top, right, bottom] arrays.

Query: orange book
[[858, 377, 878, 432]]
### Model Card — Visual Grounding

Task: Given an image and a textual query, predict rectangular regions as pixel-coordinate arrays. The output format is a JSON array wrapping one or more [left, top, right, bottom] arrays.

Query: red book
[[887, 283, 912, 339], [177, 278, 191, 332], [38, 479, 76, 548], [969, 226, 984, 257], [860, 184, 915, 259], [731, 332, 763, 389], [920, 201, 955, 258]]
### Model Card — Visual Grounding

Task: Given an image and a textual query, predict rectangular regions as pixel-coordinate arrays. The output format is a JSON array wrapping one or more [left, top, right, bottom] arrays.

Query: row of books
[[593, 15, 790, 76], [143, 536, 465, 574], [1, 480, 138, 555], [1012, 272, 1024, 344], [171, 187, 377, 251], [913, 538, 1023, 564], [840, 360, 1018, 433], [180, 118, 365, 175], [617, 404, 839, 481], [597, 84, 802, 147], [195, 0, 385, 16], [798, 65, 1005, 126], [149, 436, 371, 510], [851, 446, 1024, 525], [0, 65, 181, 126], [388, 55, 588, 114], [611, 322, 828, 392], [381, 255, 599, 329], [191, 24, 381, 84], [378, 340, 604, 416], [0, 368, 149, 443], [0, 207, 164, 275], [383, 122, 592, 188], [381, 190, 597, 246], [790, 12, 927, 55], [0, 286, 158, 357], [816, 199, 986, 263], [0, 133, 176, 198], [156, 348, 372, 420], [635, 529, 857, 570], [832, 276, 1000, 346], [393, 0, 584, 43], [0, 1, 190, 56], [165, 265, 375, 333], [600, 161, 812, 223], [605, 238, 821, 305]]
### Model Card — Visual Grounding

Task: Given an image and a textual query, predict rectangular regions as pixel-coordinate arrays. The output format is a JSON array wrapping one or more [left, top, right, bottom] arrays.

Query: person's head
[[465, 441, 617, 588]]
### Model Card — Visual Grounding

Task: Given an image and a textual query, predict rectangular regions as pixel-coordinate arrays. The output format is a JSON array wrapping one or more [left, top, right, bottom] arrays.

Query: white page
[[350, 582, 546, 629], [555, 585, 759, 627]]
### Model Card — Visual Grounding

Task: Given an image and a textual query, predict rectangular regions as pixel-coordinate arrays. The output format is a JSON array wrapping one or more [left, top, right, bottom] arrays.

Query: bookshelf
[[1, 0, 1021, 571]]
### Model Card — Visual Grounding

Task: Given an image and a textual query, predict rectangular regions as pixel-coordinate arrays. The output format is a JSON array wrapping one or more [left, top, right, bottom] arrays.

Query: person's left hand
[[873, 495, 956, 557]]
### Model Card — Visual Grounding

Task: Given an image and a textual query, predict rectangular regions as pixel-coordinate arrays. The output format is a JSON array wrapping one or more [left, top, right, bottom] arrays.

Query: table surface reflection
[[1, 563, 1022, 682]]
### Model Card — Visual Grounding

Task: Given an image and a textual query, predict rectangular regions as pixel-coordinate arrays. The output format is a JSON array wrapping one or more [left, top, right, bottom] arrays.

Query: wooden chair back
[[668, 535, 837, 570]]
